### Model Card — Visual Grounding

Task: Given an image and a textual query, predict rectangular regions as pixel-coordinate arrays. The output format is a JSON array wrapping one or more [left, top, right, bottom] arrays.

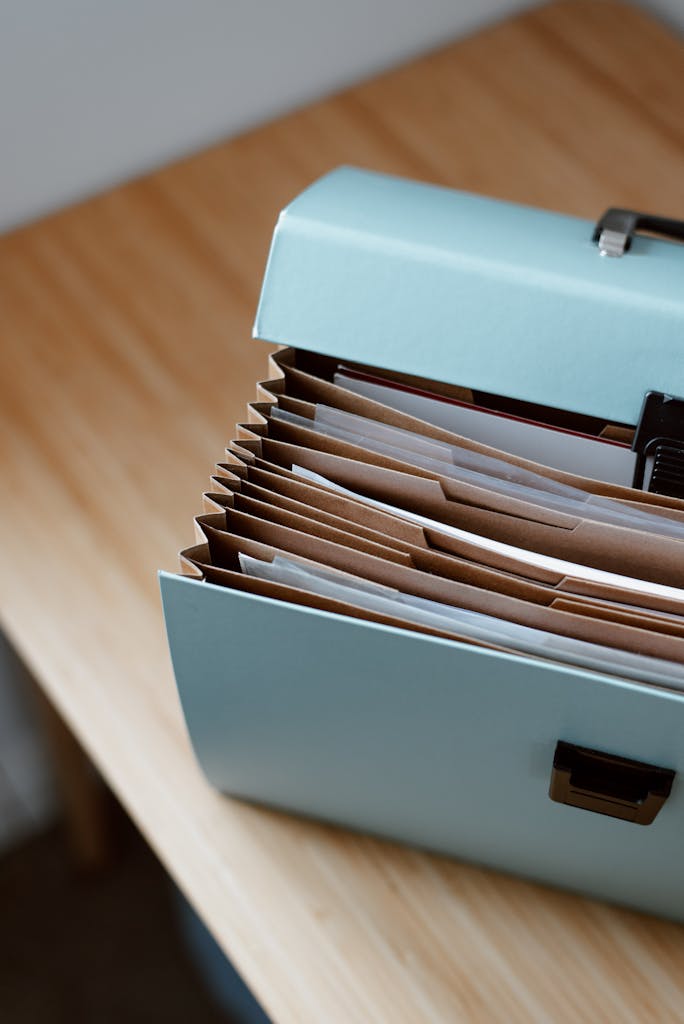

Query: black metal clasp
[[632, 391, 684, 498], [549, 741, 675, 825], [593, 207, 684, 257]]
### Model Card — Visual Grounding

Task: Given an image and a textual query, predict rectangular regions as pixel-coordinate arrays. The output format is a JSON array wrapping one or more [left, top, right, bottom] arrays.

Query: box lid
[[253, 167, 684, 425]]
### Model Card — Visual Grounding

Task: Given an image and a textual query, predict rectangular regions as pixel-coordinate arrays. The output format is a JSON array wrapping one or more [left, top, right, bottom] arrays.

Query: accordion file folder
[[161, 167, 684, 920]]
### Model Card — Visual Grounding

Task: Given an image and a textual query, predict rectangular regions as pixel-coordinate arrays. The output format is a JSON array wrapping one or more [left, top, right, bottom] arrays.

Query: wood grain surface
[[2, 2, 684, 1020]]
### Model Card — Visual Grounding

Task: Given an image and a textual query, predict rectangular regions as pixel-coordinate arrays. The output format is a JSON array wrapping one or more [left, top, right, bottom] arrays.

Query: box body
[[161, 168, 684, 918], [161, 572, 684, 919]]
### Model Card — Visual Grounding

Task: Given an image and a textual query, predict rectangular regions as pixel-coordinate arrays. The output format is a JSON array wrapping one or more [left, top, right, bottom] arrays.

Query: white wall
[[0, 0, 533, 232], [0, 0, 681, 230]]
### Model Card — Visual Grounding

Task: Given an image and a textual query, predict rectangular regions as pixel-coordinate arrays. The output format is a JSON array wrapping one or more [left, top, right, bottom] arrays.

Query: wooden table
[[2, 1, 684, 1020]]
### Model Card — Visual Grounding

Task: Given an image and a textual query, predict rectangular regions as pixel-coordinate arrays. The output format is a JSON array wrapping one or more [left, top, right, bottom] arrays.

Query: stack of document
[[180, 349, 684, 693]]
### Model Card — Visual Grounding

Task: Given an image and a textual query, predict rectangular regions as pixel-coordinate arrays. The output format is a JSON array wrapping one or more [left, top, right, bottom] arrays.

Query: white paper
[[334, 371, 638, 487]]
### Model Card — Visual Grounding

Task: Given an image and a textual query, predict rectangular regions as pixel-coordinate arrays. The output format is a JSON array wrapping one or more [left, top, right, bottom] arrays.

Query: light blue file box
[[161, 168, 684, 920]]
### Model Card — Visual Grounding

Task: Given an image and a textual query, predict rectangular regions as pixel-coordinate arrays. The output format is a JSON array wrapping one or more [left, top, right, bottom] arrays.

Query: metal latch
[[632, 391, 684, 498], [593, 207, 684, 257], [549, 741, 675, 825]]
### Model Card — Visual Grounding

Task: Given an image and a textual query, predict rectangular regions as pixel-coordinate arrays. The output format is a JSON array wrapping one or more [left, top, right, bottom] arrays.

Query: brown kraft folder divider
[[181, 538, 511, 655], [553, 576, 684, 618], [270, 350, 684, 514], [237, 459, 567, 583], [236, 380, 684, 610], [211, 463, 562, 580], [229, 419, 684, 590], [214, 447, 684, 617], [272, 408, 684, 581], [224, 462, 684, 617], [265, 412, 583, 530], [205, 474, 684, 638], [234, 479, 417, 554], [216, 475, 684, 634], [197, 509, 684, 663]]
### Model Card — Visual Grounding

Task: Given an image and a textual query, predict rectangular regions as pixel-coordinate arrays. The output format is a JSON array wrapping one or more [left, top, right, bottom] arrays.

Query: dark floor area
[[0, 815, 231, 1024]]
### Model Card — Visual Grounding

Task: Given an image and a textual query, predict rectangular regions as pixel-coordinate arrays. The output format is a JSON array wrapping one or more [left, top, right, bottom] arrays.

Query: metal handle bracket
[[593, 207, 684, 257]]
